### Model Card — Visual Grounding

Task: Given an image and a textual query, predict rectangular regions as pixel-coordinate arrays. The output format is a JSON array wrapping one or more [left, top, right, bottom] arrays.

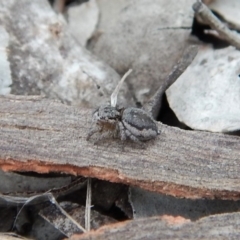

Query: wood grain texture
[[68, 213, 240, 240], [0, 95, 240, 199]]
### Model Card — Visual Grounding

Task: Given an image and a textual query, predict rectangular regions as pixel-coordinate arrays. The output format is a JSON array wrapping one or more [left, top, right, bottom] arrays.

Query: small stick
[[85, 178, 92, 231], [53, 0, 66, 13], [145, 45, 198, 119], [193, 0, 240, 50], [111, 69, 133, 107], [49, 194, 87, 233]]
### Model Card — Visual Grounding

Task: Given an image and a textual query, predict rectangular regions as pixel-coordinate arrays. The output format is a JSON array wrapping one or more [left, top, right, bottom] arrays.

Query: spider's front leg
[[118, 121, 127, 141], [86, 122, 102, 141]]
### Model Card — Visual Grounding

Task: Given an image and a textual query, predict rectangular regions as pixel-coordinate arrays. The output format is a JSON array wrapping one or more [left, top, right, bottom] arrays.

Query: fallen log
[[0, 95, 240, 200]]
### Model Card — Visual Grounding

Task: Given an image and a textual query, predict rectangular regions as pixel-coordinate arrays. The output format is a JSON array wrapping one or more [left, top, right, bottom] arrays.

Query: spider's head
[[93, 105, 122, 122]]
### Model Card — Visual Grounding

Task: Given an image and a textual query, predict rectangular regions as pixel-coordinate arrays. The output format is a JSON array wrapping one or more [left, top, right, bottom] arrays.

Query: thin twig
[[145, 45, 198, 118], [85, 178, 92, 231], [192, 0, 240, 49], [49, 194, 87, 233], [13, 193, 86, 233], [53, 0, 66, 13]]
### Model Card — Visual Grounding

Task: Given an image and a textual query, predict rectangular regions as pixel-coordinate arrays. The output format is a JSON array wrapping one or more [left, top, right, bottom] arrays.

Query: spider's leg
[[118, 121, 128, 151], [128, 134, 145, 148], [118, 121, 127, 141], [93, 131, 113, 144], [86, 123, 102, 141]]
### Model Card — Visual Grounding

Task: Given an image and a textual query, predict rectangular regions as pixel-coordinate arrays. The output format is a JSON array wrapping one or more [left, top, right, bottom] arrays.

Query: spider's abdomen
[[122, 107, 159, 141]]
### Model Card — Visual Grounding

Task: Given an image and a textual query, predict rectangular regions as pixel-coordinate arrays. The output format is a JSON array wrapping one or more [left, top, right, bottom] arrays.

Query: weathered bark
[[0, 95, 240, 200], [68, 213, 240, 240]]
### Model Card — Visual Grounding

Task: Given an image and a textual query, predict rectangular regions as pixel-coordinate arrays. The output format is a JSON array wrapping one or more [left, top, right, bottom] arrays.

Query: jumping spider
[[87, 69, 160, 145]]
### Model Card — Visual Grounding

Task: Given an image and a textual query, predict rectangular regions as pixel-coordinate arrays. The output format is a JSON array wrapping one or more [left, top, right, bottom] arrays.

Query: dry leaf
[[0, 0, 131, 107], [67, 0, 99, 46], [166, 45, 240, 132]]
